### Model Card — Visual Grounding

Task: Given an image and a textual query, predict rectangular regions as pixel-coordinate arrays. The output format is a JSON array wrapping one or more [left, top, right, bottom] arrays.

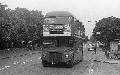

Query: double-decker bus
[[41, 11, 83, 68]]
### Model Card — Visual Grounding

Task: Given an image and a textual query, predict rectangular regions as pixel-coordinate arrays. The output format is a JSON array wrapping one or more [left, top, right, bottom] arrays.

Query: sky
[[1, 0, 120, 38]]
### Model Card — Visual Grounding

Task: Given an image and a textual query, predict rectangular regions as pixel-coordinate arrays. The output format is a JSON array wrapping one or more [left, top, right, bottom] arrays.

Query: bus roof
[[45, 11, 75, 17]]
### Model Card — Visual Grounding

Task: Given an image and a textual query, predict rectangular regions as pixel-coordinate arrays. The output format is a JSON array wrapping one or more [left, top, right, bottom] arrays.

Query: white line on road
[[13, 61, 19, 64], [4, 65, 10, 68], [23, 62, 26, 64], [89, 69, 94, 75], [1, 67, 5, 70], [38, 57, 41, 59]]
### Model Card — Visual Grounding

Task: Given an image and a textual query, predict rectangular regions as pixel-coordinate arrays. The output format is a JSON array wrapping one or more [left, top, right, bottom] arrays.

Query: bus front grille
[[49, 52, 62, 62], [50, 29, 63, 34]]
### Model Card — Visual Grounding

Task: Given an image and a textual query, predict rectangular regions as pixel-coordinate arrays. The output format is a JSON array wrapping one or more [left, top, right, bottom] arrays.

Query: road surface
[[0, 46, 120, 75]]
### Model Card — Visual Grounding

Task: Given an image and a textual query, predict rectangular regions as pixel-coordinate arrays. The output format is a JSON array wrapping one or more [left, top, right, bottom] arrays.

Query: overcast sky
[[1, 0, 120, 38]]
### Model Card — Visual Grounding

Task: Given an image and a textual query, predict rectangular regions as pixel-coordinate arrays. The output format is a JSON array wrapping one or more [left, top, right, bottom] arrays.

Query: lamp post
[[96, 31, 101, 47], [0, 3, 7, 24], [0, 3, 7, 17]]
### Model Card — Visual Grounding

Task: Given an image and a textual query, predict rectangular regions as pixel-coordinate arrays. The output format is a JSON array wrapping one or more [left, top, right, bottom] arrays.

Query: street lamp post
[[0, 3, 7, 25], [0, 3, 7, 17], [96, 32, 101, 47]]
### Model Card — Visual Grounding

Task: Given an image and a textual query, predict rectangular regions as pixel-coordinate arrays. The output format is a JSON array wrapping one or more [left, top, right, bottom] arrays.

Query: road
[[0, 46, 120, 75]]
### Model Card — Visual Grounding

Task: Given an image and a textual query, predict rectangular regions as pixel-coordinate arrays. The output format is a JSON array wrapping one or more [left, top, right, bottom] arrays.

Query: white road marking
[[89, 69, 94, 75], [38, 57, 41, 59], [89, 59, 95, 75], [23, 62, 26, 64], [13, 62, 17, 64], [5, 65, 10, 68], [1, 67, 5, 70], [13, 61, 19, 64]]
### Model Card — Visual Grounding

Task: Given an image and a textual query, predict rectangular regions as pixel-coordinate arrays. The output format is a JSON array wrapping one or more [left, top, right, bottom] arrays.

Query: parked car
[[88, 43, 95, 51]]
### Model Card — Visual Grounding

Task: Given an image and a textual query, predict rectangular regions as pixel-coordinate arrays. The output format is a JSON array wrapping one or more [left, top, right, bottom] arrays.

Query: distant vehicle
[[88, 43, 95, 51]]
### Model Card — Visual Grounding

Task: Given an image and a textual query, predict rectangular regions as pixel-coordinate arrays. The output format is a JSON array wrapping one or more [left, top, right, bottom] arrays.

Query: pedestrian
[[28, 40, 35, 50], [22, 40, 25, 48], [94, 43, 97, 54], [94, 47, 96, 54]]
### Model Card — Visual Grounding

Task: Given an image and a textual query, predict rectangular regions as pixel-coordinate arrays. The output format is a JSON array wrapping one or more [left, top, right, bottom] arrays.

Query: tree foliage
[[2, 7, 43, 41], [74, 20, 85, 37], [93, 16, 120, 43], [89, 34, 96, 42], [0, 3, 87, 49], [0, 3, 44, 49]]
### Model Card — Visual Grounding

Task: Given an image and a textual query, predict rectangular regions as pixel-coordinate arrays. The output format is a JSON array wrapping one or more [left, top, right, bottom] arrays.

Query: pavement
[[94, 49, 120, 64], [0, 47, 42, 60]]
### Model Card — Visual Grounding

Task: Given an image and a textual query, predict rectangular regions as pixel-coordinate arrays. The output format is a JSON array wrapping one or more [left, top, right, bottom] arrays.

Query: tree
[[74, 20, 85, 37], [5, 7, 44, 42], [0, 4, 44, 48], [0, 3, 9, 49], [90, 34, 96, 42], [93, 16, 120, 43]]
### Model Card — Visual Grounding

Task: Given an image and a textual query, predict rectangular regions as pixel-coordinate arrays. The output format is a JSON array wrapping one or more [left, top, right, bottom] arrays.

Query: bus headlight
[[43, 25, 49, 32], [65, 54, 69, 58], [64, 51, 74, 57]]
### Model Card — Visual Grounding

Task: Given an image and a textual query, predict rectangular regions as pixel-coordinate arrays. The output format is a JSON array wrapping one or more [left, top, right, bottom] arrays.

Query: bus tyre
[[80, 50, 83, 62], [42, 60, 49, 67], [67, 59, 74, 68], [67, 56, 74, 68]]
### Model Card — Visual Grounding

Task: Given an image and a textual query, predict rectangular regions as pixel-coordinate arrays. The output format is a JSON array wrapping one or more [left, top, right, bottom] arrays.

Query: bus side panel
[[74, 38, 83, 61]]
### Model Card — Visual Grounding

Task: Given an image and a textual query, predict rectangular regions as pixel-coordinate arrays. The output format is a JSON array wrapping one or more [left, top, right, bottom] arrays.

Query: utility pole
[[0, 3, 7, 21]]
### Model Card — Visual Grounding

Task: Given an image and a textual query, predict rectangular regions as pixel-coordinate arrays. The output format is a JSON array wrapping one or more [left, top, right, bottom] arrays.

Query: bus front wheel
[[42, 60, 49, 67], [67, 56, 74, 68]]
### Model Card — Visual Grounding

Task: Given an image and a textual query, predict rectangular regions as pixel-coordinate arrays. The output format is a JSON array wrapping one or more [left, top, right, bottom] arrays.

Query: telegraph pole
[[0, 3, 7, 21]]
